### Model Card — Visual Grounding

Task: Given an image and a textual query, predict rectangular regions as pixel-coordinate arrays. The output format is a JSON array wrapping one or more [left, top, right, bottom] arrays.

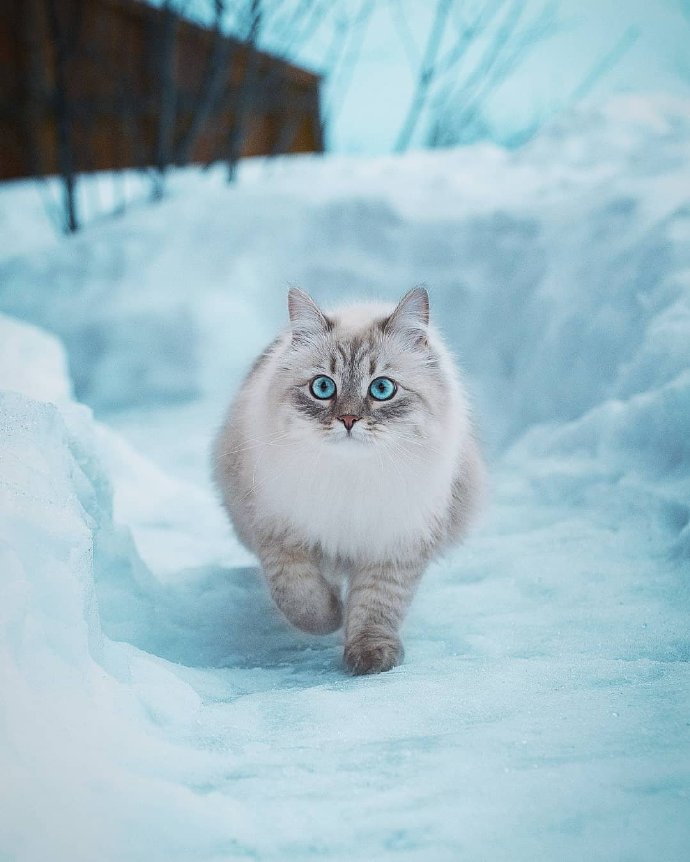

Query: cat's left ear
[[383, 286, 430, 346], [288, 287, 331, 344]]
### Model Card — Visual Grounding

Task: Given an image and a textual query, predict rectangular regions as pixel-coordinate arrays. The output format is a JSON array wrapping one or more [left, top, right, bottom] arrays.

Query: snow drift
[[1, 95, 689, 861], [0, 317, 254, 861]]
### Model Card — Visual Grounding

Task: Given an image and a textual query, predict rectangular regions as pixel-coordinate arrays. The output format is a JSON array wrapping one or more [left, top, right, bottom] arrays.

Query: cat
[[212, 286, 484, 674]]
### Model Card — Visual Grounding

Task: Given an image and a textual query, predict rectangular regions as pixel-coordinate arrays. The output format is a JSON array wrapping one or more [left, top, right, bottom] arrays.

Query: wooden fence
[[0, 0, 324, 181]]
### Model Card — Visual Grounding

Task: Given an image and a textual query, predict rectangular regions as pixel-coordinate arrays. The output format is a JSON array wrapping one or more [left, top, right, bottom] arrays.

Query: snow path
[[102, 425, 688, 861], [98, 400, 689, 862], [1, 96, 690, 860]]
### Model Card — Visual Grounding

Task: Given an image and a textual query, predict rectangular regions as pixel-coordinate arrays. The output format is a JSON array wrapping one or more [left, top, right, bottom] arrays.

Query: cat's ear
[[288, 287, 331, 343], [383, 286, 429, 346]]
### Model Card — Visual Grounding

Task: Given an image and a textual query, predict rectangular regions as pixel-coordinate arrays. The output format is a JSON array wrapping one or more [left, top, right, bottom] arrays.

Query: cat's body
[[213, 288, 484, 674]]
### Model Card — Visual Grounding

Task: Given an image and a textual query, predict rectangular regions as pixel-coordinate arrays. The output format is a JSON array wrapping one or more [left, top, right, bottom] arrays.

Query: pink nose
[[337, 414, 361, 432]]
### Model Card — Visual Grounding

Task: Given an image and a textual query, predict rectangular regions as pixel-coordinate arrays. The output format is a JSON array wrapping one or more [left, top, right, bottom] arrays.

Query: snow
[[0, 314, 72, 403], [1, 94, 690, 861]]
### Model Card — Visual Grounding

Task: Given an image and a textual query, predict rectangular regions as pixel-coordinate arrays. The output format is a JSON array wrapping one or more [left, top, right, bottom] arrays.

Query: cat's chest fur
[[250, 435, 456, 562]]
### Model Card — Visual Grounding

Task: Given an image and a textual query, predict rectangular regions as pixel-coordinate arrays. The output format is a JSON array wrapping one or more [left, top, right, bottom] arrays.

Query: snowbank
[[1, 95, 689, 861], [0, 314, 254, 862], [5, 95, 689, 531], [0, 313, 72, 402], [1, 313, 689, 862], [1, 95, 689, 446]]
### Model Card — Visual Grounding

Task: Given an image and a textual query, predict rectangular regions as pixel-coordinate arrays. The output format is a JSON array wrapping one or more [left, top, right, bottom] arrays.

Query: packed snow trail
[[1, 96, 690, 861]]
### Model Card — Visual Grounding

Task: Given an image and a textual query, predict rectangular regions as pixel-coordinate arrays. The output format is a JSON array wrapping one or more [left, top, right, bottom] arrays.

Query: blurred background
[[2, 0, 690, 470], [2, 0, 690, 234]]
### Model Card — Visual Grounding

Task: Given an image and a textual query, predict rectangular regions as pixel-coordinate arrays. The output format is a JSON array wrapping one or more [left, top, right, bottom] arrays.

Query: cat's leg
[[344, 559, 424, 674], [258, 540, 343, 635]]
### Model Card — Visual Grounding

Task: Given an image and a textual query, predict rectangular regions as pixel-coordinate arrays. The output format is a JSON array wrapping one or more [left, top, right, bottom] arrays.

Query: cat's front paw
[[284, 588, 343, 635], [269, 569, 343, 635], [344, 632, 403, 675]]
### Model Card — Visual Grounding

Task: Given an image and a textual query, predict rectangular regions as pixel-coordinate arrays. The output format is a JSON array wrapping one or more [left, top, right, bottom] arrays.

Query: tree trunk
[[175, 2, 234, 166], [45, 0, 79, 232], [152, 1, 179, 200], [226, 0, 261, 182]]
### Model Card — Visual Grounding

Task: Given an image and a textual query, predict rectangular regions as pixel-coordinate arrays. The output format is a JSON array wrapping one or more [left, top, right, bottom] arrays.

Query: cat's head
[[277, 287, 451, 449]]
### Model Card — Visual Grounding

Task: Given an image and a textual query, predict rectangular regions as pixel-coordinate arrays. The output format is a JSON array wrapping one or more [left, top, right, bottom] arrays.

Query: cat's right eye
[[309, 375, 336, 400]]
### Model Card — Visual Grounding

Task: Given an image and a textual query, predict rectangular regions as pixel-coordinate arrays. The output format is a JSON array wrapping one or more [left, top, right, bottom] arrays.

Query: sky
[[305, 0, 690, 153], [145, 0, 690, 154]]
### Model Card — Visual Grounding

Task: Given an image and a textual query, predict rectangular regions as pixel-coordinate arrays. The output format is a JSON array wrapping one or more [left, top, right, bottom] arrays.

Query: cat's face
[[277, 288, 449, 450]]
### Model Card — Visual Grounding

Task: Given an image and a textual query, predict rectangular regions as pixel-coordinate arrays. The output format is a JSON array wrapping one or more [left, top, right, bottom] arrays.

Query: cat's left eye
[[310, 375, 336, 400], [369, 377, 397, 401]]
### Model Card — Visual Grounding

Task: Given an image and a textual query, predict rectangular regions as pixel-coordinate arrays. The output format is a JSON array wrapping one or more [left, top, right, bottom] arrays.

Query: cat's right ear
[[288, 288, 331, 344], [382, 286, 430, 347]]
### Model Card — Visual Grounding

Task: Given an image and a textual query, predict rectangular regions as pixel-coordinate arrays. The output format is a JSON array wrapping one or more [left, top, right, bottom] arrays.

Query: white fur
[[214, 300, 481, 565]]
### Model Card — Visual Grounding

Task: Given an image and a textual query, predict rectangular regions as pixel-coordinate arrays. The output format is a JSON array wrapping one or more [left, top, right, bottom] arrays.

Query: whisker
[[238, 456, 299, 503], [221, 430, 292, 456], [378, 432, 443, 458], [377, 437, 408, 486]]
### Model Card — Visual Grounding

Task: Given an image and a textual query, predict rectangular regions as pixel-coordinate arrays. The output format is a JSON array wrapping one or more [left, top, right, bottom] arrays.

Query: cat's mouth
[[328, 426, 370, 445]]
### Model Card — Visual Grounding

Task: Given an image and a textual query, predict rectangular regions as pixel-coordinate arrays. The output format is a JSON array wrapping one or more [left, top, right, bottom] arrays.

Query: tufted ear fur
[[288, 287, 331, 344], [382, 286, 430, 347]]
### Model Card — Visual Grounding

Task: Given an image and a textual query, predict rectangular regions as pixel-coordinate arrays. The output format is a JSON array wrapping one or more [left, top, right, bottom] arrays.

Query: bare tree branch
[[439, 0, 535, 135], [226, 0, 262, 181], [567, 24, 638, 104], [270, 0, 318, 53], [175, 0, 236, 165], [428, 0, 561, 149], [321, 0, 373, 139], [394, 0, 454, 153], [434, 0, 504, 78], [152, 0, 182, 200], [386, 0, 421, 73]]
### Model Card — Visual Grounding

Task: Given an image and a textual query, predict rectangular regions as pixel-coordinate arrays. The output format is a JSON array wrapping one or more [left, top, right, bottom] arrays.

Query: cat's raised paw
[[284, 589, 343, 635], [344, 633, 403, 675]]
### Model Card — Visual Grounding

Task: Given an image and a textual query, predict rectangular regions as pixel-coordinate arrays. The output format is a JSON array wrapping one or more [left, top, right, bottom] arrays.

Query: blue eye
[[310, 375, 336, 399], [369, 377, 397, 401]]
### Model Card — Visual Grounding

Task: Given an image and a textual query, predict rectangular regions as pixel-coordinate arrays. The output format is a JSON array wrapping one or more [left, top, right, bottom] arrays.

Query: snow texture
[[1, 94, 689, 861]]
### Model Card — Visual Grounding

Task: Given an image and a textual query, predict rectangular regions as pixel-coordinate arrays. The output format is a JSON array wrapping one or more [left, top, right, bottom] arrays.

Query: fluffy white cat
[[213, 287, 484, 673]]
